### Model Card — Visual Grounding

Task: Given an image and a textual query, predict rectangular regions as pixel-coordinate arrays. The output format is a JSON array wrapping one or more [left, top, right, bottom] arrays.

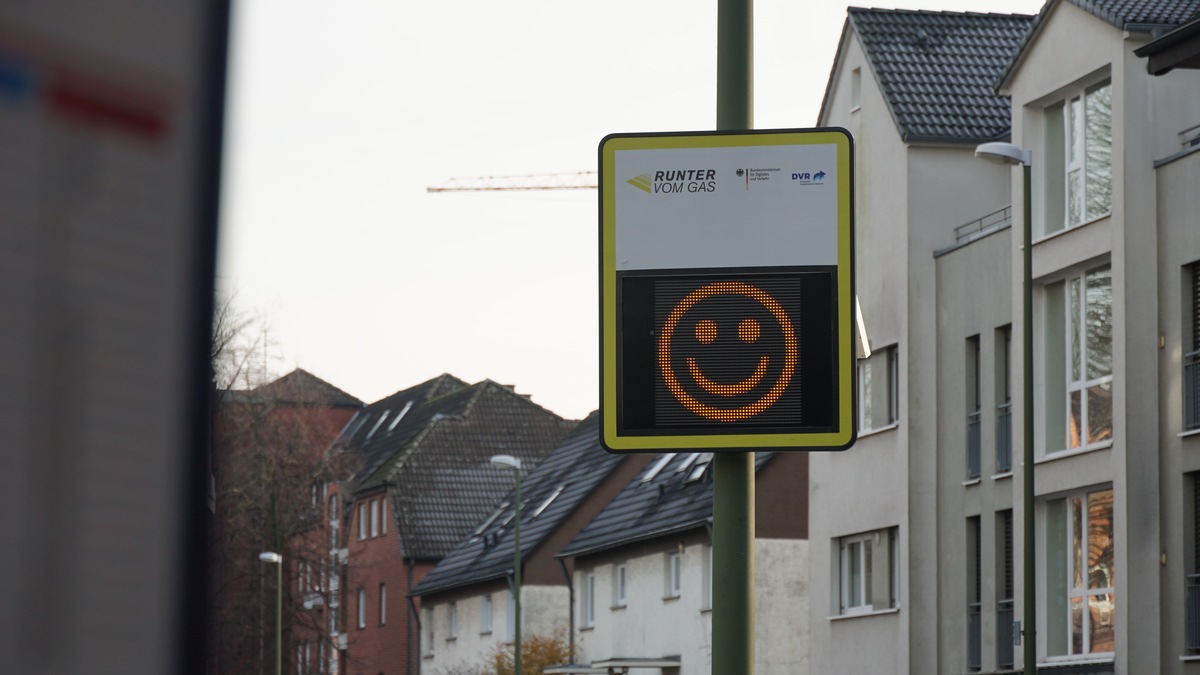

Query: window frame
[[1064, 266, 1113, 452], [358, 503, 366, 541], [858, 344, 899, 432], [447, 601, 458, 640], [582, 570, 596, 627], [357, 588, 366, 630], [480, 593, 493, 635], [613, 562, 627, 608], [665, 551, 682, 599], [1043, 79, 1112, 234], [379, 583, 386, 626], [836, 527, 899, 616], [370, 499, 379, 538]]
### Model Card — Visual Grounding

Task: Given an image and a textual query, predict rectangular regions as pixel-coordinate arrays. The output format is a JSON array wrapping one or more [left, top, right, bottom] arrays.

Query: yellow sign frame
[[600, 129, 855, 451]]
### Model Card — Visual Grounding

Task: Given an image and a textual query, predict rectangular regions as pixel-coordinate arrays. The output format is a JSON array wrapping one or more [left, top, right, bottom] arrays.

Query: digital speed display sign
[[600, 129, 855, 452]]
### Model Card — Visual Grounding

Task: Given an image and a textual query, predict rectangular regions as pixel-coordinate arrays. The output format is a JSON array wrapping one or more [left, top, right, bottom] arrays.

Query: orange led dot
[[738, 318, 760, 343], [695, 319, 717, 344]]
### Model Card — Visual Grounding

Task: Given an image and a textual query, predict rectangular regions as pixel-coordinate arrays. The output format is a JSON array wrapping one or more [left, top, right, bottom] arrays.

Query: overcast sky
[[217, 0, 1046, 420]]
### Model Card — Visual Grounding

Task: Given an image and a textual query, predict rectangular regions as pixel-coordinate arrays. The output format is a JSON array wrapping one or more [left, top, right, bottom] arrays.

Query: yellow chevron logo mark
[[627, 173, 653, 193]]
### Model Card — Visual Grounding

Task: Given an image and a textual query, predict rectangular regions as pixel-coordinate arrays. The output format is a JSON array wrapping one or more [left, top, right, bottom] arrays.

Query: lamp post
[[259, 551, 283, 675], [974, 141, 1034, 675], [491, 454, 522, 675]]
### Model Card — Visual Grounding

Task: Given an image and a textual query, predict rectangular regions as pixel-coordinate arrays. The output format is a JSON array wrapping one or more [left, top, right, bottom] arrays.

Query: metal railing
[[954, 206, 1013, 243], [1187, 573, 1200, 651], [1185, 350, 1200, 430], [996, 402, 1013, 473], [997, 598, 1015, 669], [967, 410, 981, 480], [968, 602, 982, 671]]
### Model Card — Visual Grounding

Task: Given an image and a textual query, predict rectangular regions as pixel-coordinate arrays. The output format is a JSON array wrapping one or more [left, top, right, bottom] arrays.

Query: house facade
[[813, 1, 1200, 673], [411, 413, 650, 675], [557, 451, 810, 675]]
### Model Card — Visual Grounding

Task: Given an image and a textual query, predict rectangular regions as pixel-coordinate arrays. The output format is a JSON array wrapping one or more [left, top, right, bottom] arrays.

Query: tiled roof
[[331, 375, 575, 560], [224, 368, 364, 408], [558, 452, 774, 559], [997, 0, 1200, 89], [1069, 0, 1200, 27], [834, 8, 1034, 143], [411, 413, 627, 597]]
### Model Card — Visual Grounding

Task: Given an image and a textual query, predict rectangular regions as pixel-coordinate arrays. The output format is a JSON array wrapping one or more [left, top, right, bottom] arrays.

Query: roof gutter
[[556, 519, 710, 561]]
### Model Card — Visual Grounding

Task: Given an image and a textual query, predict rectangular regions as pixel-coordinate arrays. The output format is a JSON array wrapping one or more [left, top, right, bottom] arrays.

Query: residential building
[[325, 376, 574, 675], [811, 8, 1033, 675], [813, 1, 1200, 673], [208, 369, 363, 675], [556, 450, 810, 675], [410, 413, 651, 675]]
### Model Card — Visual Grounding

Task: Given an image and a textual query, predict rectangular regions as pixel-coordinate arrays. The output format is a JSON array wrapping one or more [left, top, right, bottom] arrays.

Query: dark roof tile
[[843, 8, 1035, 143]]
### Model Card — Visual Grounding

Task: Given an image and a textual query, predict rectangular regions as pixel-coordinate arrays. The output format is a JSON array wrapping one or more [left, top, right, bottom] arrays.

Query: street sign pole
[[712, 0, 755, 674]]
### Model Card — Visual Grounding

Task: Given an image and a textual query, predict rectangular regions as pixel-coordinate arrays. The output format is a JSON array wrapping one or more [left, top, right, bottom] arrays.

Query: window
[[1043, 80, 1112, 234], [505, 590, 515, 642], [370, 499, 379, 538], [702, 545, 713, 610], [967, 336, 982, 480], [613, 563, 627, 608], [997, 510, 1015, 669], [1187, 474, 1200, 653], [665, 551, 681, 598], [380, 497, 387, 535], [582, 570, 596, 627], [329, 494, 338, 521], [837, 527, 898, 615], [379, 584, 386, 626], [967, 517, 982, 671], [858, 345, 899, 432], [996, 326, 1013, 473], [481, 594, 493, 634], [448, 602, 457, 639], [424, 607, 435, 653], [357, 588, 366, 629], [358, 503, 366, 541], [1185, 263, 1200, 430], [850, 67, 862, 110], [1045, 488, 1115, 657], [1044, 266, 1112, 453]]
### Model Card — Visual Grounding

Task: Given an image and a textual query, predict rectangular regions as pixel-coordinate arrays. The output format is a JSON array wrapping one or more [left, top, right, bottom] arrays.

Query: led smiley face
[[658, 280, 798, 422]]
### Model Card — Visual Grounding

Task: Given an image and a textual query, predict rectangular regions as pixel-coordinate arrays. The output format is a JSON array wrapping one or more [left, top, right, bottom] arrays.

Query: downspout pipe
[[556, 557, 575, 663], [406, 591, 421, 675]]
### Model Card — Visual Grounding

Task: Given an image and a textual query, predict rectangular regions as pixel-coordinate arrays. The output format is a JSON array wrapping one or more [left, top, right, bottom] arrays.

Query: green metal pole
[[713, 1, 754, 674], [1022, 163, 1036, 675], [275, 559, 282, 675], [514, 469, 522, 675]]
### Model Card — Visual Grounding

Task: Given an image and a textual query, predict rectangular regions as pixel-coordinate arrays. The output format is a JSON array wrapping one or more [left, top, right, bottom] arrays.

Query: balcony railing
[[967, 410, 981, 480], [1187, 573, 1200, 651], [968, 602, 982, 671], [954, 206, 1012, 244], [996, 402, 1013, 473], [1185, 350, 1200, 431], [997, 598, 1014, 669]]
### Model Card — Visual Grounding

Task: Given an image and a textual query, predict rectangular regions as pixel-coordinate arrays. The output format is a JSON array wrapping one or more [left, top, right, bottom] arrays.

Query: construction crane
[[426, 171, 597, 193]]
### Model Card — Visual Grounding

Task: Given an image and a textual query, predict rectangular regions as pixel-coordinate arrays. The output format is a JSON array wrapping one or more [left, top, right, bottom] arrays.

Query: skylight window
[[642, 455, 673, 483], [685, 454, 713, 484], [387, 401, 414, 432], [675, 453, 701, 473], [366, 411, 390, 439], [473, 501, 509, 537], [532, 485, 565, 518]]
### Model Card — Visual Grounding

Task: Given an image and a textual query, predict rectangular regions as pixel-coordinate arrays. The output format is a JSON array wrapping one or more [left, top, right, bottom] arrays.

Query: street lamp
[[974, 141, 1035, 675], [490, 454, 522, 675], [260, 552, 283, 675]]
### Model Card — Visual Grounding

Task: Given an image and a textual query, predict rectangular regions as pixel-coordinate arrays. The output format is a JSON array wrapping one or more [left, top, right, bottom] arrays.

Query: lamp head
[[259, 552, 282, 564], [490, 454, 521, 471], [974, 142, 1031, 167]]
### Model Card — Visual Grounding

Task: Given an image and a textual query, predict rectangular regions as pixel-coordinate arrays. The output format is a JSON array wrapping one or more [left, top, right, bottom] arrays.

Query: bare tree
[[207, 295, 362, 675]]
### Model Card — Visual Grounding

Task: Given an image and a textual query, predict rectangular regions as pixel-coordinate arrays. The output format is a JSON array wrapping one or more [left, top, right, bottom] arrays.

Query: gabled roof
[[558, 452, 773, 559], [224, 368, 364, 408], [997, 0, 1200, 90], [410, 413, 625, 597], [331, 375, 574, 560], [820, 8, 1034, 143]]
